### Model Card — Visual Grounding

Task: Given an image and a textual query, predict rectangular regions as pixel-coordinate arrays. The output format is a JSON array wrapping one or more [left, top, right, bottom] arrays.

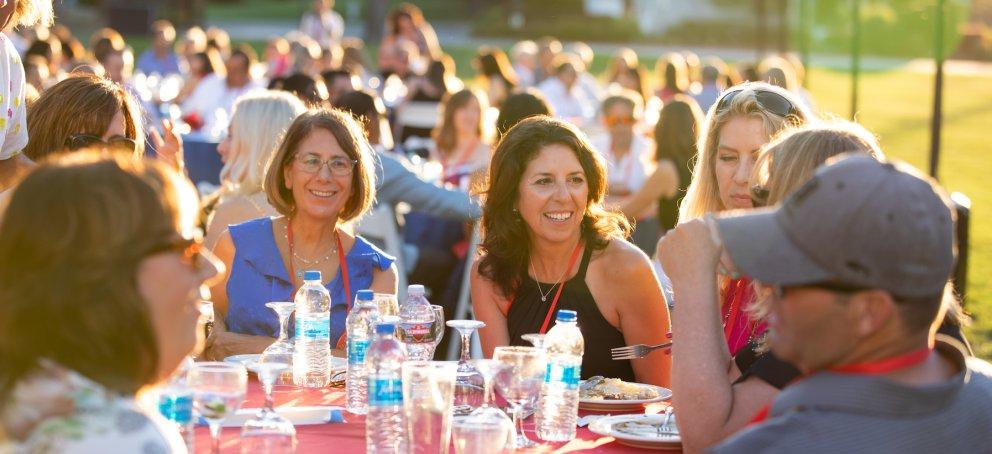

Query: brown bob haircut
[[0, 150, 196, 402], [264, 108, 376, 222], [24, 73, 144, 161], [477, 116, 631, 298]]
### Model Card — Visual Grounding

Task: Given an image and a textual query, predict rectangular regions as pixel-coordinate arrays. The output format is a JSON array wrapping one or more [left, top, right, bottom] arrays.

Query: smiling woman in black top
[[470, 116, 671, 387]]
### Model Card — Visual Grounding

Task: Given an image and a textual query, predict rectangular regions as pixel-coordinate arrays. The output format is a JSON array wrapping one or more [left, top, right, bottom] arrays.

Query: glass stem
[[482, 375, 494, 407], [459, 329, 472, 363], [209, 421, 222, 454], [277, 313, 290, 343], [263, 380, 275, 412], [513, 403, 524, 439]]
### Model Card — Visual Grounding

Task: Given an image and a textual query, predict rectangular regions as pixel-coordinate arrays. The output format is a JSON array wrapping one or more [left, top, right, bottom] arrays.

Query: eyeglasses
[[750, 184, 770, 207], [769, 281, 869, 301], [716, 88, 800, 119], [65, 134, 137, 152], [144, 233, 205, 269], [294, 154, 357, 176], [604, 115, 636, 127]]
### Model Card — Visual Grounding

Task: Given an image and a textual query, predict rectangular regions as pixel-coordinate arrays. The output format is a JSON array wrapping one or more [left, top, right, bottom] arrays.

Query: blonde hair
[[12, 0, 54, 29], [219, 90, 306, 195], [678, 81, 811, 222], [752, 121, 884, 207]]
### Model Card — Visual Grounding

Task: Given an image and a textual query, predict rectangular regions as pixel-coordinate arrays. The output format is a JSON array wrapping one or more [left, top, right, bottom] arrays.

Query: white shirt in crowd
[[0, 34, 28, 160], [591, 132, 655, 193], [537, 77, 596, 127], [181, 73, 263, 136], [300, 10, 344, 47]]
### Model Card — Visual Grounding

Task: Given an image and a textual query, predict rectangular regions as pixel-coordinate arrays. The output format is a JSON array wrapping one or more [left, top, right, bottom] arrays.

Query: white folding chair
[[446, 223, 483, 360], [355, 204, 407, 301], [395, 101, 441, 131]]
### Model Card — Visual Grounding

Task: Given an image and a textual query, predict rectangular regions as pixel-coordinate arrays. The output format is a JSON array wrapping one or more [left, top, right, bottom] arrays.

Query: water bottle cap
[[408, 284, 425, 297], [303, 270, 321, 281], [556, 309, 577, 322], [375, 322, 396, 335], [356, 289, 375, 301]]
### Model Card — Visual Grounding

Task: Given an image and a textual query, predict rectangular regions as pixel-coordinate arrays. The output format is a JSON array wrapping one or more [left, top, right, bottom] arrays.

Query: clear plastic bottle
[[365, 322, 408, 453], [293, 270, 331, 388], [346, 289, 381, 415], [536, 309, 584, 442], [397, 284, 436, 361], [157, 356, 195, 452]]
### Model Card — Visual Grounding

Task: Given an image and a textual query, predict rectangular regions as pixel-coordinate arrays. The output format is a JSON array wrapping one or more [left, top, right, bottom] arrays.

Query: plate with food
[[578, 377, 672, 411], [588, 413, 681, 450]]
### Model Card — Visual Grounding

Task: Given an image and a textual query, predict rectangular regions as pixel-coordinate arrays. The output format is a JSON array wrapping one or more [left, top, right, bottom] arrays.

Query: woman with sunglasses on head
[[206, 108, 397, 360], [654, 81, 812, 452], [0, 150, 220, 450], [471, 116, 672, 386]]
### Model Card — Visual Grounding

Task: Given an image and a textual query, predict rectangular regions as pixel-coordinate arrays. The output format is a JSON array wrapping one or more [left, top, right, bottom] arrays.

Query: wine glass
[[374, 293, 399, 317], [521, 333, 545, 350], [445, 320, 485, 415], [429, 305, 445, 359], [451, 359, 514, 454], [190, 362, 248, 454], [241, 362, 296, 453], [493, 346, 546, 449], [261, 302, 295, 385]]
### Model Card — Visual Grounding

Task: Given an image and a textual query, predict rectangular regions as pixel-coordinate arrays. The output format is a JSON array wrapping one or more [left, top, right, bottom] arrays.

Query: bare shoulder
[[593, 239, 653, 275]]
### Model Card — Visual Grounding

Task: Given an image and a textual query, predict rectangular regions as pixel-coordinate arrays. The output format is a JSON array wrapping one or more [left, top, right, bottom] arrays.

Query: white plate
[[588, 414, 681, 450], [197, 406, 345, 427], [579, 381, 672, 412], [222, 355, 347, 373]]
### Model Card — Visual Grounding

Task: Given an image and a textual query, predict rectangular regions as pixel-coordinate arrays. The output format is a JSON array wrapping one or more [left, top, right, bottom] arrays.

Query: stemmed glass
[[493, 346, 546, 449], [428, 305, 445, 359], [445, 320, 486, 415], [451, 360, 514, 454], [261, 302, 295, 386], [190, 362, 248, 454], [240, 362, 296, 453]]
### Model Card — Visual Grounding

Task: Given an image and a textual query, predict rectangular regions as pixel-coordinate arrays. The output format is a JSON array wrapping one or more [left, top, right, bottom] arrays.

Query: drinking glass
[[402, 361, 457, 454], [445, 320, 486, 415], [240, 362, 296, 453], [493, 346, 546, 449], [451, 359, 513, 454], [428, 305, 445, 359], [374, 293, 399, 317], [190, 362, 248, 454], [261, 302, 295, 385]]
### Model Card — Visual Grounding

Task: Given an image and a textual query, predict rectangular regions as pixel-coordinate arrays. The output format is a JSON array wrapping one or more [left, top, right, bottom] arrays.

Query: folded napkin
[[197, 406, 345, 427]]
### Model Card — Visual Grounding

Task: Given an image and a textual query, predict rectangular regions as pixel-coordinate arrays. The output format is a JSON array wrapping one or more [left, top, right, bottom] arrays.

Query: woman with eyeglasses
[[206, 108, 397, 359], [653, 81, 814, 452], [0, 150, 220, 450], [203, 90, 306, 249]]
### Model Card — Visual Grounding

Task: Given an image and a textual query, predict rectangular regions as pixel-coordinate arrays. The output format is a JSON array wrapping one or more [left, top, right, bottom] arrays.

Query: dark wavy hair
[[477, 116, 631, 298]]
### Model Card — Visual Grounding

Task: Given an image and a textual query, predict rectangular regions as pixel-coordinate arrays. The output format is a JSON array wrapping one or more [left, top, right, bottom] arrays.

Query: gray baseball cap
[[714, 154, 955, 298]]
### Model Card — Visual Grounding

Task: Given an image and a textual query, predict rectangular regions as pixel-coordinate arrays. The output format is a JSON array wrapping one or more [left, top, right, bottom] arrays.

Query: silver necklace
[[284, 224, 337, 266], [530, 260, 570, 303]]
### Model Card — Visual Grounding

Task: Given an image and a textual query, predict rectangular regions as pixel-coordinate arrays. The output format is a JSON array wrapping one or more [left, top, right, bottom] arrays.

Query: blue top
[[136, 49, 182, 76], [226, 217, 395, 343]]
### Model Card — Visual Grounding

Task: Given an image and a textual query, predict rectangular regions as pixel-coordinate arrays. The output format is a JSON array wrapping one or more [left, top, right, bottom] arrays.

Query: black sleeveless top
[[657, 157, 693, 231], [507, 247, 636, 381]]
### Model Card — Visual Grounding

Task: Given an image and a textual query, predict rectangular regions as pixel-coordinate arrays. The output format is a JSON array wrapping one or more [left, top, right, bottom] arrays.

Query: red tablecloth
[[193, 381, 680, 453]]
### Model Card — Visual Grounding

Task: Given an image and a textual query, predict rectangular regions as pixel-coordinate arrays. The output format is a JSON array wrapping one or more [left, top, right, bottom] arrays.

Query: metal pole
[[799, 0, 811, 88], [929, 0, 946, 179], [850, 0, 861, 120]]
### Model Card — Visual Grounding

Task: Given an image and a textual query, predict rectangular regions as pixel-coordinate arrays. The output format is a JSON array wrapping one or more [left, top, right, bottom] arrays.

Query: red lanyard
[[286, 220, 351, 309], [538, 242, 584, 334], [749, 347, 933, 426]]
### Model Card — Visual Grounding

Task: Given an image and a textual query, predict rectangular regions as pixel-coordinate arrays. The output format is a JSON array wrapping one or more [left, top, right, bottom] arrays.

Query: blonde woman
[[204, 90, 307, 249], [656, 82, 812, 452]]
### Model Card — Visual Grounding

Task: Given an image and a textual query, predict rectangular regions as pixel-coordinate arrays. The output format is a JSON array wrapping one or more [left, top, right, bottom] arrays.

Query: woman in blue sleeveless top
[[206, 108, 397, 359]]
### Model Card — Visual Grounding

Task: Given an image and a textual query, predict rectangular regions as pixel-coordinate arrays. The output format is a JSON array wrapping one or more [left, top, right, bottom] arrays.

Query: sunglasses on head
[[143, 231, 205, 269], [604, 115, 636, 127], [716, 88, 800, 119], [65, 134, 137, 152]]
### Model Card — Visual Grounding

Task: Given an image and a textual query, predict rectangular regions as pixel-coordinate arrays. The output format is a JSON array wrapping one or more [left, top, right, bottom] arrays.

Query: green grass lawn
[[805, 67, 992, 359]]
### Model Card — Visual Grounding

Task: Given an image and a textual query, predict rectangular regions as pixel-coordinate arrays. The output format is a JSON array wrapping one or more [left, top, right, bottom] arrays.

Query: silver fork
[[610, 341, 673, 360]]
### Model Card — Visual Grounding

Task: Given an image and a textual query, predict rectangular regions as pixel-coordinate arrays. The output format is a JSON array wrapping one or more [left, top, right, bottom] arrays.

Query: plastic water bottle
[[346, 289, 381, 415], [536, 309, 584, 441], [366, 322, 408, 453], [157, 356, 194, 451], [397, 284, 436, 361], [293, 270, 331, 388]]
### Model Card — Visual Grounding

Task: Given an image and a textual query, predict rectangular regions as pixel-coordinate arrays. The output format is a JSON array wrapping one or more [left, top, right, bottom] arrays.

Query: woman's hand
[[150, 119, 184, 171]]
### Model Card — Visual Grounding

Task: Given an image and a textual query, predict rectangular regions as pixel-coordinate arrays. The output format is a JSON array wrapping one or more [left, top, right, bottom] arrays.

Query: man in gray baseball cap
[[709, 154, 992, 452]]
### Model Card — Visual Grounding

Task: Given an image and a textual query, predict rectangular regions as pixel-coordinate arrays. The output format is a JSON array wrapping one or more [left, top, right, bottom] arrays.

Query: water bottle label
[[347, 338, 370, 364], [544, 363, 581, 389], [157, 394, 193, 424], [367, 377, 403, 406], [296, 316, 330, 340], [398, 321, 434, 344]]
